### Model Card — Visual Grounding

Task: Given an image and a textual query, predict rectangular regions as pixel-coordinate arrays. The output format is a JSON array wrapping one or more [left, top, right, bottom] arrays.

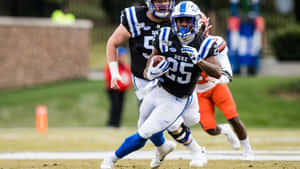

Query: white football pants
[[138, 85, 200, 139]]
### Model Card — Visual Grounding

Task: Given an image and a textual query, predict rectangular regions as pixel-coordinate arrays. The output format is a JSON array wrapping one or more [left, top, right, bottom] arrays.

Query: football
[[152, 55, 166, 67]]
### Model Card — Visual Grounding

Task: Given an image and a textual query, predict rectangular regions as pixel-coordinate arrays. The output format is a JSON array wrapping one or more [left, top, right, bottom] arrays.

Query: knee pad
[[168, 124, 191, 144]]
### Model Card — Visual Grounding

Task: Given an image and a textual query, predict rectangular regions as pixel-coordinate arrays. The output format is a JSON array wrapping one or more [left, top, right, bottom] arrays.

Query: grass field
[[1, 128, 300, 152], [0, 77, 299, 128]]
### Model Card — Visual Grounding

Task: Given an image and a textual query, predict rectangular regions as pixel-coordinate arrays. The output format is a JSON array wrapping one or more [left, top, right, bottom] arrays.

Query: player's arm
[[182, 38, 221, 79], [107, 24, 131, 63], [217, 46, 233, 84], [106, 24, 131, 89], [198, 56, 221, 79]]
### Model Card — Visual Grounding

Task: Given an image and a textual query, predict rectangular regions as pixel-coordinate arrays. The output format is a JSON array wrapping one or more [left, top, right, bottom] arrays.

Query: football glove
[[181, 45, 202, 64], [146, 59, 170, 80]]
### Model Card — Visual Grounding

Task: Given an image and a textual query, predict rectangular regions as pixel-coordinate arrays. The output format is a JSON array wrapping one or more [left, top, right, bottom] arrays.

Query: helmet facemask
[[172, 15, 200, 45], [146, 0, 175, 18]]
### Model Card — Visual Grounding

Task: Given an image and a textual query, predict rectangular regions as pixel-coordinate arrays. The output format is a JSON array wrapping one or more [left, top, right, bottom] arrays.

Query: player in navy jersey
[[103, 1, 177, 169], [101, 1, 221, 168], [103, 0, 211, 168]]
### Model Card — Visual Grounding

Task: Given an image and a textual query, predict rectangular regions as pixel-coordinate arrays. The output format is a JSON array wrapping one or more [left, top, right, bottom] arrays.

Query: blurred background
[[0, 0, 299, 129]]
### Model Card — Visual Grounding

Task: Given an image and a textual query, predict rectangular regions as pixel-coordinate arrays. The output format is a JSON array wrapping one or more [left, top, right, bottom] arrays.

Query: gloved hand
[[181, 45, 202, 64], [146, 59, 170, 80]]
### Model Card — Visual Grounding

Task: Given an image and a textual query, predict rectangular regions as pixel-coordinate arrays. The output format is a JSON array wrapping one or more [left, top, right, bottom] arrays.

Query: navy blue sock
[[150, 131, 165, 147], [115, 132, 147, 158]]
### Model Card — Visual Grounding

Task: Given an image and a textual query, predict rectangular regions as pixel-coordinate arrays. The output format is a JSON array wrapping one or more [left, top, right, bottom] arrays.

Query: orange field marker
[[36, 105, 48, 133]]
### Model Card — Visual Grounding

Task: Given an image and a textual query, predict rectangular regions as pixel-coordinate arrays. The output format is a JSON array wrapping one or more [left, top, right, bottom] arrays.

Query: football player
[[101, 1, 221, 168], [102, 0, 206, 168], [195, 12, 254, 161]]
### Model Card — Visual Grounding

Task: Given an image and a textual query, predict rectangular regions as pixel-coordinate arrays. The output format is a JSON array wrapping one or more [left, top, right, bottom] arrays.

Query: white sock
[[240, 137, 252, 153], [157, 140, 169, 152], [185, 138, 201, 152], [110, 153, 119, 163], [219, 124, 228, 135]]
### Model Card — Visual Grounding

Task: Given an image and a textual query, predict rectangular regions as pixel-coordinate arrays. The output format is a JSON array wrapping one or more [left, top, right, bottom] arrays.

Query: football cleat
[[220, 124, 240, 149], [100, 156, 115, 169], [150, 140, 176, 169], [189, 147, 208, 167], [242, 151, 255, 161]]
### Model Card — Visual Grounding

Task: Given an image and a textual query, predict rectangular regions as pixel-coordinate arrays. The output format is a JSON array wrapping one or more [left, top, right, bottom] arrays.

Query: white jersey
[[196, 35, 233, 93]]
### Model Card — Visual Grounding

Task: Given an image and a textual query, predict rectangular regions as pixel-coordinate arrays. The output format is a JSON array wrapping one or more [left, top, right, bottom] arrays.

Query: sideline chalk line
[[1, 150, 300, 161]]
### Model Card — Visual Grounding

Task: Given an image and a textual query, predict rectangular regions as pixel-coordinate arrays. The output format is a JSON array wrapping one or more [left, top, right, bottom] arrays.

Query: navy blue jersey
[[154, 27, 218, 98], [121, 6, 170, 79]]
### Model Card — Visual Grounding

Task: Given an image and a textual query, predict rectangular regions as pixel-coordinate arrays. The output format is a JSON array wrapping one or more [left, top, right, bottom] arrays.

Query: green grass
[[0, 77, 299, 128], [0, 80, 138, 128]]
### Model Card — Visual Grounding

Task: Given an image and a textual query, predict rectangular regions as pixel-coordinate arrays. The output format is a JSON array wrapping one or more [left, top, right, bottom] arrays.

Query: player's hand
[[146, 59, 170, 80], [206, 76, 221, 85], [181, 45, 202, 64], [110, 74, 123, 89]]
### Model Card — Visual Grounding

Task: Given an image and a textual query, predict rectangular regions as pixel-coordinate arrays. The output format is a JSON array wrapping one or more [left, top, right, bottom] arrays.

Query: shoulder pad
[[123, 6, 143, 38], [158, 27, 172, 53], [208, 35, 227, 53]]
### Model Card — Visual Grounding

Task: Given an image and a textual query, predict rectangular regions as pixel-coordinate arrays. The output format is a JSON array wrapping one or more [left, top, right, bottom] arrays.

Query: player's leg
[[167, 92, 207, 167], [137, 89, 167, 148], [140, 87, 191, 168], [214, 84, 253, 160], [101, 85, 164, 169], [198, 87, 240, 149], [134, 77, 167, 151]]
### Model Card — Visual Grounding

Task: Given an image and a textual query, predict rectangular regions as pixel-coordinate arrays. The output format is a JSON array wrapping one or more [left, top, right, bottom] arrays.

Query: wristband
[[109, 61, 120, 78]]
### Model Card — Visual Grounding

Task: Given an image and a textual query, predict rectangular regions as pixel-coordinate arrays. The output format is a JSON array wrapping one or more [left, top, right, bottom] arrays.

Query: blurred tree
[[0, 0, 68, 17], [295, 0, 300, 22], [101, 0, 141, 24]]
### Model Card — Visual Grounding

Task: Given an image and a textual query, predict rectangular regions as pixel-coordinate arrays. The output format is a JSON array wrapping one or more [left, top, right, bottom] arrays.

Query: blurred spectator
[[104, 47, 132, 128], [51, 9, 75, 24], [275, 0, 294, 15]]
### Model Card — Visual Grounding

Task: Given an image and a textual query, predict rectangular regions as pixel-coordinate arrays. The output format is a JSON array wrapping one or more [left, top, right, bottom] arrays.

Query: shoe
[[100, 157, 115, 169], [242, 151, 255, 161], [189, 147, 208, 167], [220, 124, 240, 149], [150, 140, 176, 169]]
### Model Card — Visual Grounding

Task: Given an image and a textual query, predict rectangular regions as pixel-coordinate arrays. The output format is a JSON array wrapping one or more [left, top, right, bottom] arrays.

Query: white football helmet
[[145, 0, 175, 19], [171, 1, 202, 44]]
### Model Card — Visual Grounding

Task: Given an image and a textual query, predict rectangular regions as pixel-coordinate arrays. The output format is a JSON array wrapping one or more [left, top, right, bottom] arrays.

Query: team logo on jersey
[[136, 22, 145, 30], [169, 47, 177, 53], [213, 43, 219, 56], [162, 40, 172, 47], [144, 26, 151, 31]]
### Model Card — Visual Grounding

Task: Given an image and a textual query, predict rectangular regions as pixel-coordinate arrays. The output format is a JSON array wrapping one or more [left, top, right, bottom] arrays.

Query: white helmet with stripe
[[171, 1, 202, 44]]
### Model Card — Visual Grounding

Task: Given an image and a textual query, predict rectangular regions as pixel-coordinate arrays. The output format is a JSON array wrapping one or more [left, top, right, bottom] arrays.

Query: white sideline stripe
[[0, 150, 300, 161]]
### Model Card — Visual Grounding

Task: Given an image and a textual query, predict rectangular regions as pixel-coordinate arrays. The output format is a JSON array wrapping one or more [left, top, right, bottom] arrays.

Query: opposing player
[[100, 1, 222, 168], [195, 12, 254, 160], [102, 0, 206, 168]]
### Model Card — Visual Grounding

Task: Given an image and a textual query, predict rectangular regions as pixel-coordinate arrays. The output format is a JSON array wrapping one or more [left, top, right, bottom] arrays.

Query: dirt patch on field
[[276, 91, 300, 100]]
